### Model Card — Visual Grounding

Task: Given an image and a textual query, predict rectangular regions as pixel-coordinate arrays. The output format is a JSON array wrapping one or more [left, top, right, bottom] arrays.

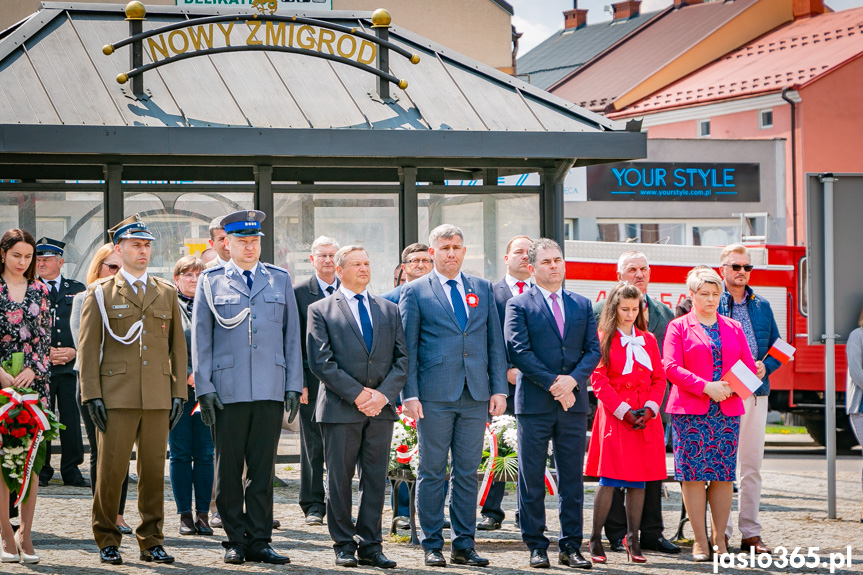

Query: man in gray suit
[[307, 245, 408, 569], [192, 210, 303, 565], [400, 224, 508, 567]]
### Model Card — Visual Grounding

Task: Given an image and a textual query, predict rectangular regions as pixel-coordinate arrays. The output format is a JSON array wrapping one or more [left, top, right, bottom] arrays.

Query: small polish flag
[[724, 360, 762, 401], [191, 403, 201, 415], [766, 339, 796, 365]]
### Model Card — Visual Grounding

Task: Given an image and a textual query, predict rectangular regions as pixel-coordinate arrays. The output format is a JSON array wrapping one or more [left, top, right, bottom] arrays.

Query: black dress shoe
[[272, 519, 281, 529], [477, 516, 502, 531], [305, 512, 324, 525], [195, 516, 214, 536], [224, 545, 245, 564], [609, 538, 624, 552], [335, 550, 358, 567], [116, 524, 132, 535], [140, 545, 174, 564], [248, 545, 290, 565], [64, 477, 91, 487], [559, 546, 592, 569], [451, 548, 490, 566], [359, 551, 397, 569], [425, 549, 447, 567], [530, 548, 550, 568], [100, 545, 122, 565], [642, 536, 681, 554], [38, 478, 49, 487]]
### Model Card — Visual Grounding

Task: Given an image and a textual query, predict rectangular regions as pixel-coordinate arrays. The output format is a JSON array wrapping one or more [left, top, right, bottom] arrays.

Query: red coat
[[585, 329, 667, 482]]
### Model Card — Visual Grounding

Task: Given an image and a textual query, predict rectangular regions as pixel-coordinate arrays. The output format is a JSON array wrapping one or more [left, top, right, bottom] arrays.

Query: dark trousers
[[213, 400, 282, 552], [169, 388, 214, 514], [390, 480, 410, 516], [80, 392, 128, 515], [299, 394, 326, 517], [321, 418, 393, 555], [481, 481, 507, 523], [604, 480, 665, 543], [40, 371, 85, 483], [517, 409, 586, 552]]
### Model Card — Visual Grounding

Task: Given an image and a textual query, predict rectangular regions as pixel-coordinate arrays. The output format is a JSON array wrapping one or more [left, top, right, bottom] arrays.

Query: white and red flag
[[724, 360, 763, 401], [766, 339, 796, 365]]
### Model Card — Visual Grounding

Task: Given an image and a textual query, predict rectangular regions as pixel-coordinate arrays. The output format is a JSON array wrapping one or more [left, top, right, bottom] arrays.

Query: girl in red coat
[[585, 283, 667, 564]]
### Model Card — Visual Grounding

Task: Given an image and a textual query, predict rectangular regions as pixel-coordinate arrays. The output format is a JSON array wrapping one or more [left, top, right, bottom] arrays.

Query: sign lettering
[[176, 0, 332, 11]]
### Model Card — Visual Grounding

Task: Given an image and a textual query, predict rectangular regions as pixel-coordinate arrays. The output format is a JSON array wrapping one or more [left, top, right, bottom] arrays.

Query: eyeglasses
[[179, 272, 201, 279], [723, 264, 754, 272], [405, 258, 433, 266], [102, 263, 120, 273], [314, 254, 336, 260]]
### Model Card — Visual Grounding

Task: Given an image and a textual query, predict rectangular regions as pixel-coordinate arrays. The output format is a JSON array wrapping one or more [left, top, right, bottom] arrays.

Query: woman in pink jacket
[[663, 268, 757, 561], [586, 283, 667, 564]]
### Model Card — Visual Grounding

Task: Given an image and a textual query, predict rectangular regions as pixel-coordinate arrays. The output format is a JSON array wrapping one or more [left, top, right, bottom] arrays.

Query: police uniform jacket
[[192, 261, 303, 403], [46, 277, 86, 376], [78, 272, 187, 409]]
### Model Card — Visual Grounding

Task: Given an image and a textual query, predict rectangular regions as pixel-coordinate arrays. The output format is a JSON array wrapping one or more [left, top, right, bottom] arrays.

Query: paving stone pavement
[[6, 448, 863, 574]]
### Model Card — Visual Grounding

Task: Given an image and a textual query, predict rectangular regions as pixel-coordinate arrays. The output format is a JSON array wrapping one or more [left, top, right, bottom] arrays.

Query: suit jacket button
[[562, 346, 566, 351], [253, 344, 257, 349], [142, 315, 146, 320], [143, 345, 147, 350], [252, 314, 256, 319], [464, 353, 468, 357], [143, 361, 148, 366], [369, 360, 372, 364], [251, 300, 255, 305], [108, 370, 112, 375]]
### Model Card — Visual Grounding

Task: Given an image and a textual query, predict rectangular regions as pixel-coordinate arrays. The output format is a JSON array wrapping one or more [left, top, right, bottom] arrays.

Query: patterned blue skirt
[[671, 401, 740, 482]]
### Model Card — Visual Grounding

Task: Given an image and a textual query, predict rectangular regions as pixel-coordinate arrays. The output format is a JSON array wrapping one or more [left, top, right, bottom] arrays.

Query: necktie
[[619, 330, 653, 375], [549, 293, 564, 338], [242, 270, 253, 291], [355, 294, 373, 351], [133, 280, 145, 307], [516, 281, 526, 294], [446, 279, 468, 332], [49, 280, 58, 299], [326, 286, 335, 296]]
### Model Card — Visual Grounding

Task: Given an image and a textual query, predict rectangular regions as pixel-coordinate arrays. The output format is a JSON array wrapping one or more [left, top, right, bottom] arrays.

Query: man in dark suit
[[592, 251, 679, 555], [400, 224, 508, 568], [292, 235, 340, 526], [479, 235, 532, 531], [35, 237, 88, 487], [505, 238, 601, 569], [307, 245, 408, 569]]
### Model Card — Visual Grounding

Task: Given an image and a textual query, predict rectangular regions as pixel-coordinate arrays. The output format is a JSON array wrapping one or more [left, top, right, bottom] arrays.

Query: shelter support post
[[399, 166, 418, 251], [540, 160, 574, 256], [255, 165, 275, 264], [103, 164, 124, 244], [375, 24, 390, 100], [129, 19, 144, 96], [820, 173, 838, 519]]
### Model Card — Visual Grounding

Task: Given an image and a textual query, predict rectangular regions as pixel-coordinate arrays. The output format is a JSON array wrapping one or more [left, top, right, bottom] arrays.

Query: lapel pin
[[465, 293, 479, 308]]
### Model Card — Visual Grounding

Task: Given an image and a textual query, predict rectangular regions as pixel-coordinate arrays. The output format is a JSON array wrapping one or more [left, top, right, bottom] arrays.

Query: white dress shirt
[[316, 275, 338, 296], [42, 274, 62, 293], [433, 267, 469, 319], [535, 284, 565, 323], [504, 274, 531, 297], [216, 255, 230, 268], [120, 268, 148, 295], [227, 259, 260, 284], [339, 285, 373, 335]]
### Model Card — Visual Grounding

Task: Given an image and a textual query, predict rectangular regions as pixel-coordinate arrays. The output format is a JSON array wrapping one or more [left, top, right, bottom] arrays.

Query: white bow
[[619, 329, 653, 375]]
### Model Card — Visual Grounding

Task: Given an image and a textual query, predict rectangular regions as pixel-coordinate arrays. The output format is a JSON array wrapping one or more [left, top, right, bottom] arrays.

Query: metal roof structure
[[613, 7, 863, 116], [516, 9, 662, 91]]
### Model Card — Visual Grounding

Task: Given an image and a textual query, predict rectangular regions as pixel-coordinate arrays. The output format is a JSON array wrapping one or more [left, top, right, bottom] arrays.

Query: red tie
[[516, 281, 526, 294]]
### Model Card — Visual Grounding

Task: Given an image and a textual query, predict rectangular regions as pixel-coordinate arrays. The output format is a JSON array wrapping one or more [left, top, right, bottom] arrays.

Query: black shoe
[[451, 548, 490, 566], [195, 515, 214, 536], [100, 545, 122, 565], [247, 545, 290, 565], [359, 551, 397, 569], [210, 512, 223, 529], [394, 516, 410, 530], [559, 546, 592, 569], [530, 548, 550, 568], [38, 478, 49, 487], [116, 524, 132, 535], [64, 477, 91, 487], [335, 550, 358, 567], [425, 549, 447, 567], [477, 516, 502, 531], [609, 538, 624, 552], [305, 512, 324, 525], [642, 536, 681, 554], [224, 545, 245, 564], [179, 512, 196, 536], [272, 519, 281, 529], [140, 545, 174, 564]]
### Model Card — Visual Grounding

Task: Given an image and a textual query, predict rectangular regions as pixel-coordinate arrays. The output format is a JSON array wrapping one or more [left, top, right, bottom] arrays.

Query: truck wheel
[[802, 414, 858, 451]]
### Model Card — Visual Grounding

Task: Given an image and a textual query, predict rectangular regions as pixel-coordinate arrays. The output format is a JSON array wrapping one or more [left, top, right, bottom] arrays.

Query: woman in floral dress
[[0, 228, 52, 563]]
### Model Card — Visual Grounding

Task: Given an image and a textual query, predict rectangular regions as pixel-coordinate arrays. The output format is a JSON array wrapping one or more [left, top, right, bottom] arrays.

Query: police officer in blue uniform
[[192, 210, 303, 566], [35, 237, 88, 487]]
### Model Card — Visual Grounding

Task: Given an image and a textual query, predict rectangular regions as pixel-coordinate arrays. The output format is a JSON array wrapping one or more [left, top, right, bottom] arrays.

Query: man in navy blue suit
[[505, 238, 601, 569], [400, 224, 508, 568]]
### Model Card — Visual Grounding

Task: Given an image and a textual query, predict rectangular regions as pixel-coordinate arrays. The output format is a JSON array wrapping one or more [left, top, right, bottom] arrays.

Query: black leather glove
[[624, 409, 645, 431], [285, 390, 300, 425], [86, 399, 108, 433], [169, 398, 185, 430], [198, 392, 224, 427]]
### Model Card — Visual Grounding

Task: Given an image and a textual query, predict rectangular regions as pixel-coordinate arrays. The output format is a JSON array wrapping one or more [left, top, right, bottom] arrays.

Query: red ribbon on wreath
[[0, 389, 50, 506]]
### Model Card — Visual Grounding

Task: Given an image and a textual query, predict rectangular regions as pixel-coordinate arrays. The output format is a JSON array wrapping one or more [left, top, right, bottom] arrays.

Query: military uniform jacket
[[192, 262, 303, 404], [78, 273, 187, 410], [45, 277, 86, 375]]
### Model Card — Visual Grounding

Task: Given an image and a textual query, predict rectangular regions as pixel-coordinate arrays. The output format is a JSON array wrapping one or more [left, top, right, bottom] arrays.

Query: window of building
[[759, 109, 774, 129], [698, 119, 711, 138], [564, 218, 576, 240]]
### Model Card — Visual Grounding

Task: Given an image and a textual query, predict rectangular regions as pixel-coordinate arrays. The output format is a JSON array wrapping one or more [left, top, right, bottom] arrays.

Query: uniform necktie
[[326, 286, 335, 296], [355, 294, 373, 351], [49, 280, 58, 299], [619, 330, 653, 375], [516, 281, 526, 294], [133, 280, 145, 307], [242, 270, 253, 291], [446, 279, 468, 332], [549, 293, 564, 338]]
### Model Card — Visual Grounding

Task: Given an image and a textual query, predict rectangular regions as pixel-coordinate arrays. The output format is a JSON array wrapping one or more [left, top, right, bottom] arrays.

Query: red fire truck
[[564, 241, 855, 449]]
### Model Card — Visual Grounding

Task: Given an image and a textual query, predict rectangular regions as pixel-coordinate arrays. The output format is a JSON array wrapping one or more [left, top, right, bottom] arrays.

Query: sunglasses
[[724, 264, 753, 272], [102, 263, 120, 273]]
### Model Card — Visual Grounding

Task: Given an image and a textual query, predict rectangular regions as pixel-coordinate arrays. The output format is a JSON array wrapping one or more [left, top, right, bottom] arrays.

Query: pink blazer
[[662, 312, 757, 416]]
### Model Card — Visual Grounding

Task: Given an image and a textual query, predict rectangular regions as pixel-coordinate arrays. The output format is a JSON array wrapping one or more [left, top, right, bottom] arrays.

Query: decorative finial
[[398, 79, 408, 90], [124, 1, 146, 20], [371, 8, 392, 28], [102, 44, 115, 55], [116, 73, 129, 84]]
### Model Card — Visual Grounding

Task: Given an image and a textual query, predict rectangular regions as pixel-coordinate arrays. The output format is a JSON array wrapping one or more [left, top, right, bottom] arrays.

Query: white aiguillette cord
[[201, 274, 252, 343], [95, 284, 144, 356]]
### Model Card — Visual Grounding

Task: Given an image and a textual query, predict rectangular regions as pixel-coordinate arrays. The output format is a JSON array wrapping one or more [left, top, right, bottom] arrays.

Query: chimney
[[673, 0, 704, 8], [793, 0, 826, 18], [564, 1, 588, 30], [611, 0, 641, 21]]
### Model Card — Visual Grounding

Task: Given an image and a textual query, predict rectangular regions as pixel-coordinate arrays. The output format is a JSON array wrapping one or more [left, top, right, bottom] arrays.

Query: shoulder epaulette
[[263, 263, 288, 273], [201, 265, 223, 275], [151, 275, 175, 287]]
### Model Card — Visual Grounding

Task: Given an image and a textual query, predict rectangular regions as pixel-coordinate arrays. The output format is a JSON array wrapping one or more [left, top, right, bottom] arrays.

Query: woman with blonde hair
[[663, 267, 757, 561], [70, 243, 132, 535]]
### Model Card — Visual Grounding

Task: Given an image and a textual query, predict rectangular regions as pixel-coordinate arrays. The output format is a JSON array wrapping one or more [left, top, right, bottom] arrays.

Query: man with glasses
[[293, 236, 340, 526], [382, 243, 433, 304], [35, 238, 88, 488], [718, 244, 782, 555]]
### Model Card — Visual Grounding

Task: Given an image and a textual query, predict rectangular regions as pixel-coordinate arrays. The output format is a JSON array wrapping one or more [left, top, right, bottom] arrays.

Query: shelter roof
[[613, 7, 863, 116]]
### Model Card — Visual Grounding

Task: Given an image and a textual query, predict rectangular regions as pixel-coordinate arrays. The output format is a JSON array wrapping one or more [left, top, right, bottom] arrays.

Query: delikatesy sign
[[587, 162, 760, 202], [176, 0, 332, 11]]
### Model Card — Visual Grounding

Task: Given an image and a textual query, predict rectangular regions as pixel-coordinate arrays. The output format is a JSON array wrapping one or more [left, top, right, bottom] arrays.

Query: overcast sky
[[512, 0, 863, 54]]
